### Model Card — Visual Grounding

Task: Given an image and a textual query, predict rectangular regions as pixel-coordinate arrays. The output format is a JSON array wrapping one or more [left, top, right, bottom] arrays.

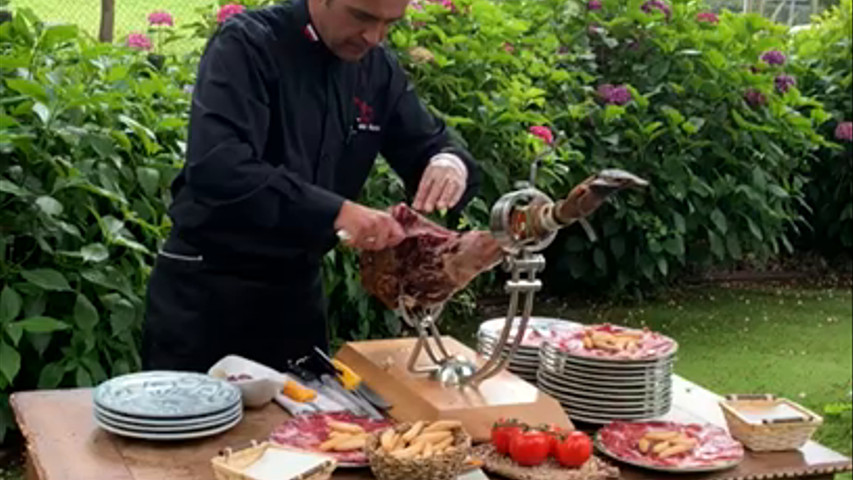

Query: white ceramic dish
[[95, 408, 242, 433], [208, 355, 283, 408], [95, 402, 243, 428], [95, 409, 243, 440]]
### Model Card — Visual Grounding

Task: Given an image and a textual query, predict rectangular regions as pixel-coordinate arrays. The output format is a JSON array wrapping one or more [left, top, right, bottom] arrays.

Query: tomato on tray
[[554, 431, 593, 468], [491, 418, 524, 455], [508, 429, 552, 467]]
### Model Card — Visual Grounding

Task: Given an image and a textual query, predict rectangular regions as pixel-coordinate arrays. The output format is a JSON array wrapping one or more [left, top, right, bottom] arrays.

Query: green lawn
[[9, 0, 209, 52], [466, 283, 852, 479]]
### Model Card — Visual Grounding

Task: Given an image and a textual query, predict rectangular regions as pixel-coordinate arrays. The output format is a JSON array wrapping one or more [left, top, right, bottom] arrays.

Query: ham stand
[[334, 165, 648, 441]]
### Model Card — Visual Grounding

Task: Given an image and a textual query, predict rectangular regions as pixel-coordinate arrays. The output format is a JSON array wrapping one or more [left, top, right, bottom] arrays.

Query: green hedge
[[1, 0, 850, 441]]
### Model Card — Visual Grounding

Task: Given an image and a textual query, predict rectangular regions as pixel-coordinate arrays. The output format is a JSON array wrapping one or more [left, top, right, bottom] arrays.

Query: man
[[141, 0, 480, 374]]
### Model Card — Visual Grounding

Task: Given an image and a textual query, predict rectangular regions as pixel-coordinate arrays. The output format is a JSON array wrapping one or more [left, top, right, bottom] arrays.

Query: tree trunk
[[99, 0, 115, 43]]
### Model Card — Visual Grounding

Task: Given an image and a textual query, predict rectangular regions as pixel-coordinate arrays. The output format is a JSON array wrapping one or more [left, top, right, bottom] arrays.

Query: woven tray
[[211, 440, 337, 480], [720, 394, 823, 452], [470, 444, 620, 480]]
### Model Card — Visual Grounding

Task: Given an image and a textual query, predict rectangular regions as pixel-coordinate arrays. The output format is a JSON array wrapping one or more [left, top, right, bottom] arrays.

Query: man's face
[[310, 0, 409, 62]]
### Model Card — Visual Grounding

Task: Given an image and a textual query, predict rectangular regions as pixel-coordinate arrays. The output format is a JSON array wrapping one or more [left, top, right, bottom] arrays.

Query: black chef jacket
[[142, 0, 480, 373], [166, 0, 480, 266]]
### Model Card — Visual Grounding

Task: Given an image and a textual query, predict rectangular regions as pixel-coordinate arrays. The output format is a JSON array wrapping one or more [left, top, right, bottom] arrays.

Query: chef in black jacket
[[141, 0, 480, 373]]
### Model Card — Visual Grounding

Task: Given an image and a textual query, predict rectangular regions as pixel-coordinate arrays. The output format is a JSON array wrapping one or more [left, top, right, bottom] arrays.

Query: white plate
[[94, 371, 242, 419], [478, 317, 584, 347], [95, 409, 243, 440], [538, 364, 671, 387], [536, 378, 671, 409], [95, 408, 242, 433], [539, 347, 676, 371], [95, 402, 243, 429], [538, 372, 672, 399], [562, 408, 671, 424], [538, 355, 673, 377], [594, 434, 743, 473]]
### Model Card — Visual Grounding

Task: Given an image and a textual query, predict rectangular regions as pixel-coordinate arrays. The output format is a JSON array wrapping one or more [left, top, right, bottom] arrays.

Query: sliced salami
[[555, 324, 677, 361], [269, 412, 394, 466], [596, 421, 744, 472]]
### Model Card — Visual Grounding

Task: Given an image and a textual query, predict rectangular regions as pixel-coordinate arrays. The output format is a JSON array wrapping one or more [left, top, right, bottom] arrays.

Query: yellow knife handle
[[331, 359, 361, 391]]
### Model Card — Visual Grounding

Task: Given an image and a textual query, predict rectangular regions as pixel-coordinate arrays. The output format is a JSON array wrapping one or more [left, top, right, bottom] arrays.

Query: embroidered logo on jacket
[[303, 24, 319, 42], [353, 97, 381, 132]]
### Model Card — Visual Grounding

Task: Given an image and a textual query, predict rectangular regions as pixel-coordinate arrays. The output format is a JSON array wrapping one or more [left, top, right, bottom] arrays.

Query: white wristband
[[429, 153, 467, 181]]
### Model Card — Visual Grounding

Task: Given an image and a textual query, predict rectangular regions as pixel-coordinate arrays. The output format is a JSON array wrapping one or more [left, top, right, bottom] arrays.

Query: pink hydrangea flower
[[744, 88, 767, 107], [217, 4, 245, 24], [760, 50, 786, 66], [127, 33, 152, 51], [775, 74, 796, 93], [597, 84, 632, 105], [503, 42, 514, 53], [148, 10, 173, 27], [835, 121, 853, 142], [696, 12, 718, 23], [588, 0, 603, 10], [642, 0, 671, 20], [530, 126, 554, 145]]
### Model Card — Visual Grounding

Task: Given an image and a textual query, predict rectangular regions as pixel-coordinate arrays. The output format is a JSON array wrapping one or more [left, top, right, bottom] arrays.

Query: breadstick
[[411, 431, 452, 447], [380, 429, 396, 452], [659, 443, 694, 458], [644, 430, 680, 441], [402, 421, 425, 442], [638, 438, 650, 453], [422, 420, 463, 433], [319, 433, 352, 451], [327, 420, 364, 434], [434, 436, 454, 452], [653, 441, 672, 453], [332, 434, 367, 451]]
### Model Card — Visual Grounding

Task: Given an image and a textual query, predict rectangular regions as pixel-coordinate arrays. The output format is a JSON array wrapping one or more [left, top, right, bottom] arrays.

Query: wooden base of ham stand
[[334, 336, 573, 443]]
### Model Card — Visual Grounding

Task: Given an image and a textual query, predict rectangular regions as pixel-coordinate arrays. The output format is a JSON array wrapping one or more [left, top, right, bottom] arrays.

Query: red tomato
[[554, 431, 593, 468], [491, 419, 524, 455], [509, 430, 552, 467], [540, 423, 568, 455]]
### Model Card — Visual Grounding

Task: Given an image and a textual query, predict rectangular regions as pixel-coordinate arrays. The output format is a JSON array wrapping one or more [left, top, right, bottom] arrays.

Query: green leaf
[[35, 195, 63, 216], [0, 342, 21, 384], [109, 299, 136, 336], [32, 102, 50, 124], [5, 324, 23, 347], [657, 257, 668, 276], [41, 24, 78, 49], [709, 231, 725, 260], [38, 362, 65, 389], [81, 243, 109, 263], [661, 105, 685, 126], [15, 316, 70, 333], [593, 248, 607, 272], [745, 216, 763, 240], [726, 232, 743, 259], [672, 212, 686, 234], [82, 267, 133, 297], [682, 117, 705, 135], [81, 357, 107, 384], [0, 286, 22, 324], [75, 366, 93, 387], [604, 105, 626, 122], [710, 209, 728, 234], [135, 167, 160, 197], [565, 236, 586, 253], [21, 268, 71, 291], [568, 256, 590, 279], [74, 294, 99, 331], [5, 78, 48, 102], [0, 180, 27, 197], [27, 333, 51, 358], [768, 185, 789, 198], [663, 236, 685, 257]]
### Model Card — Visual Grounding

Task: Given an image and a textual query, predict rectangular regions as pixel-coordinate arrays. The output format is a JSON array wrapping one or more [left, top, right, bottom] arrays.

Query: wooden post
[[99, 0, 115, 43]]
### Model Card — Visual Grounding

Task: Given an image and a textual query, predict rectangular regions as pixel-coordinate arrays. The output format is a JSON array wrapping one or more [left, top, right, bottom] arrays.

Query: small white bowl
[[208, 355, 280, 408]]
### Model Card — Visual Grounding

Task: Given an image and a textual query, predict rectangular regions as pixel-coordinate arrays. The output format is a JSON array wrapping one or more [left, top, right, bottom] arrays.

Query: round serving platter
[[94, 371, 242, 419], [593, 434, 743, 473]]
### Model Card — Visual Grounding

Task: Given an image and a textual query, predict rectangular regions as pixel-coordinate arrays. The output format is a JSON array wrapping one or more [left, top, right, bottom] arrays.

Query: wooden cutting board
[[334, 336, 573, 443]]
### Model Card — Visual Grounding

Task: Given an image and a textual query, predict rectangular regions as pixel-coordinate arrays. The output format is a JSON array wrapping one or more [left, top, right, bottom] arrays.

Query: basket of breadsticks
[[365, 420, 472, 480]]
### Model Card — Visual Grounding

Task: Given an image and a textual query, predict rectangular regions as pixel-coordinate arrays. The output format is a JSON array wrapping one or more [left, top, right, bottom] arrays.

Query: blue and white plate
[[94, 371, 242, 419]]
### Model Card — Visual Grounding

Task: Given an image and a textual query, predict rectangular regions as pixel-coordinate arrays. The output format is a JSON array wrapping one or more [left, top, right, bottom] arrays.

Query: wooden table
[[11, 375, 852, 480]]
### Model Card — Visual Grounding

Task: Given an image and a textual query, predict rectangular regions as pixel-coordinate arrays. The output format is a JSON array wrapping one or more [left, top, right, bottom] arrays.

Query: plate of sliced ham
[[269, 412, 394, 467], [594, 421, 744, 473]]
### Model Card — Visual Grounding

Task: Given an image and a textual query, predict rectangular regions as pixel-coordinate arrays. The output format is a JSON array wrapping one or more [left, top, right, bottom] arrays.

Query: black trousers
[[141, 240, 329, 374]]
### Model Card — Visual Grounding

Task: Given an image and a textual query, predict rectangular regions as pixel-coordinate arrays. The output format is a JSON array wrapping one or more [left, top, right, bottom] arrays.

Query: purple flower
[[744, 88, 767, 107], [597, 84, 632, 105], [588, 0, 603, 10], [217, 4, 245, 24], [127, 33, 152, 51], [148, 10, 173, 27], [503, 42, 514, 53], [774, 74, 796, 93], [760, 50, 786, 66], [696, 12, 719, 24], [835, 121, 853, 142], [530, 126, 554, 145], [642, 0, 672, 20]]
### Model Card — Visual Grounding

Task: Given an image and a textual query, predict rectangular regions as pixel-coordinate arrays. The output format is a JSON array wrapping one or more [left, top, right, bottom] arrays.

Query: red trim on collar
[[303, 24, 319, 42]]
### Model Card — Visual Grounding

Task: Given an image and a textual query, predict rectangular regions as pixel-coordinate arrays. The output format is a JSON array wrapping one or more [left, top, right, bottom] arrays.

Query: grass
[[464, 283, 852, 479], [8, 0, 210, 53]]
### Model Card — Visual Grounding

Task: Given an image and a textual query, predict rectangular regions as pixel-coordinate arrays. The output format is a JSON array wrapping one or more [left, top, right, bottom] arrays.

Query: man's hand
[[413, 154, 467, 213], [334, 201, 406, 250]]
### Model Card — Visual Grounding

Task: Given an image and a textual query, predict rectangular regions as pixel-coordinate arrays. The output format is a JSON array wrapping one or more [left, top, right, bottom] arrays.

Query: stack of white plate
[[537, 326, 677, 424], [476, 317, 583, 383], [93, 371, 244, 440]]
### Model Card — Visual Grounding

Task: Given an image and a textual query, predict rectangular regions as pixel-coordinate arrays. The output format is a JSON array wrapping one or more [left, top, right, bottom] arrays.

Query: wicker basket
[[365, 421, 472, 480], [720, 394, 823, 452], [211, 440, 337, 480]]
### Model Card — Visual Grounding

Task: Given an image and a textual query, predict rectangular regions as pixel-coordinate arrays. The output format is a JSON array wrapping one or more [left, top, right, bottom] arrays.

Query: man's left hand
[[413, 154, 467, 213]]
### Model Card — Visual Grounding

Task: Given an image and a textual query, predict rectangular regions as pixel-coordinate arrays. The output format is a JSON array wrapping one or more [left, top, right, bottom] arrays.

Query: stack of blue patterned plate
[[93, 371, 243, 440]]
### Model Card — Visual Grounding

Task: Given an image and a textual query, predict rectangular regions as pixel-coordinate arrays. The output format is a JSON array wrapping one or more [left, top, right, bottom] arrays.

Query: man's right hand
[[334, 201, 406, 251]]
